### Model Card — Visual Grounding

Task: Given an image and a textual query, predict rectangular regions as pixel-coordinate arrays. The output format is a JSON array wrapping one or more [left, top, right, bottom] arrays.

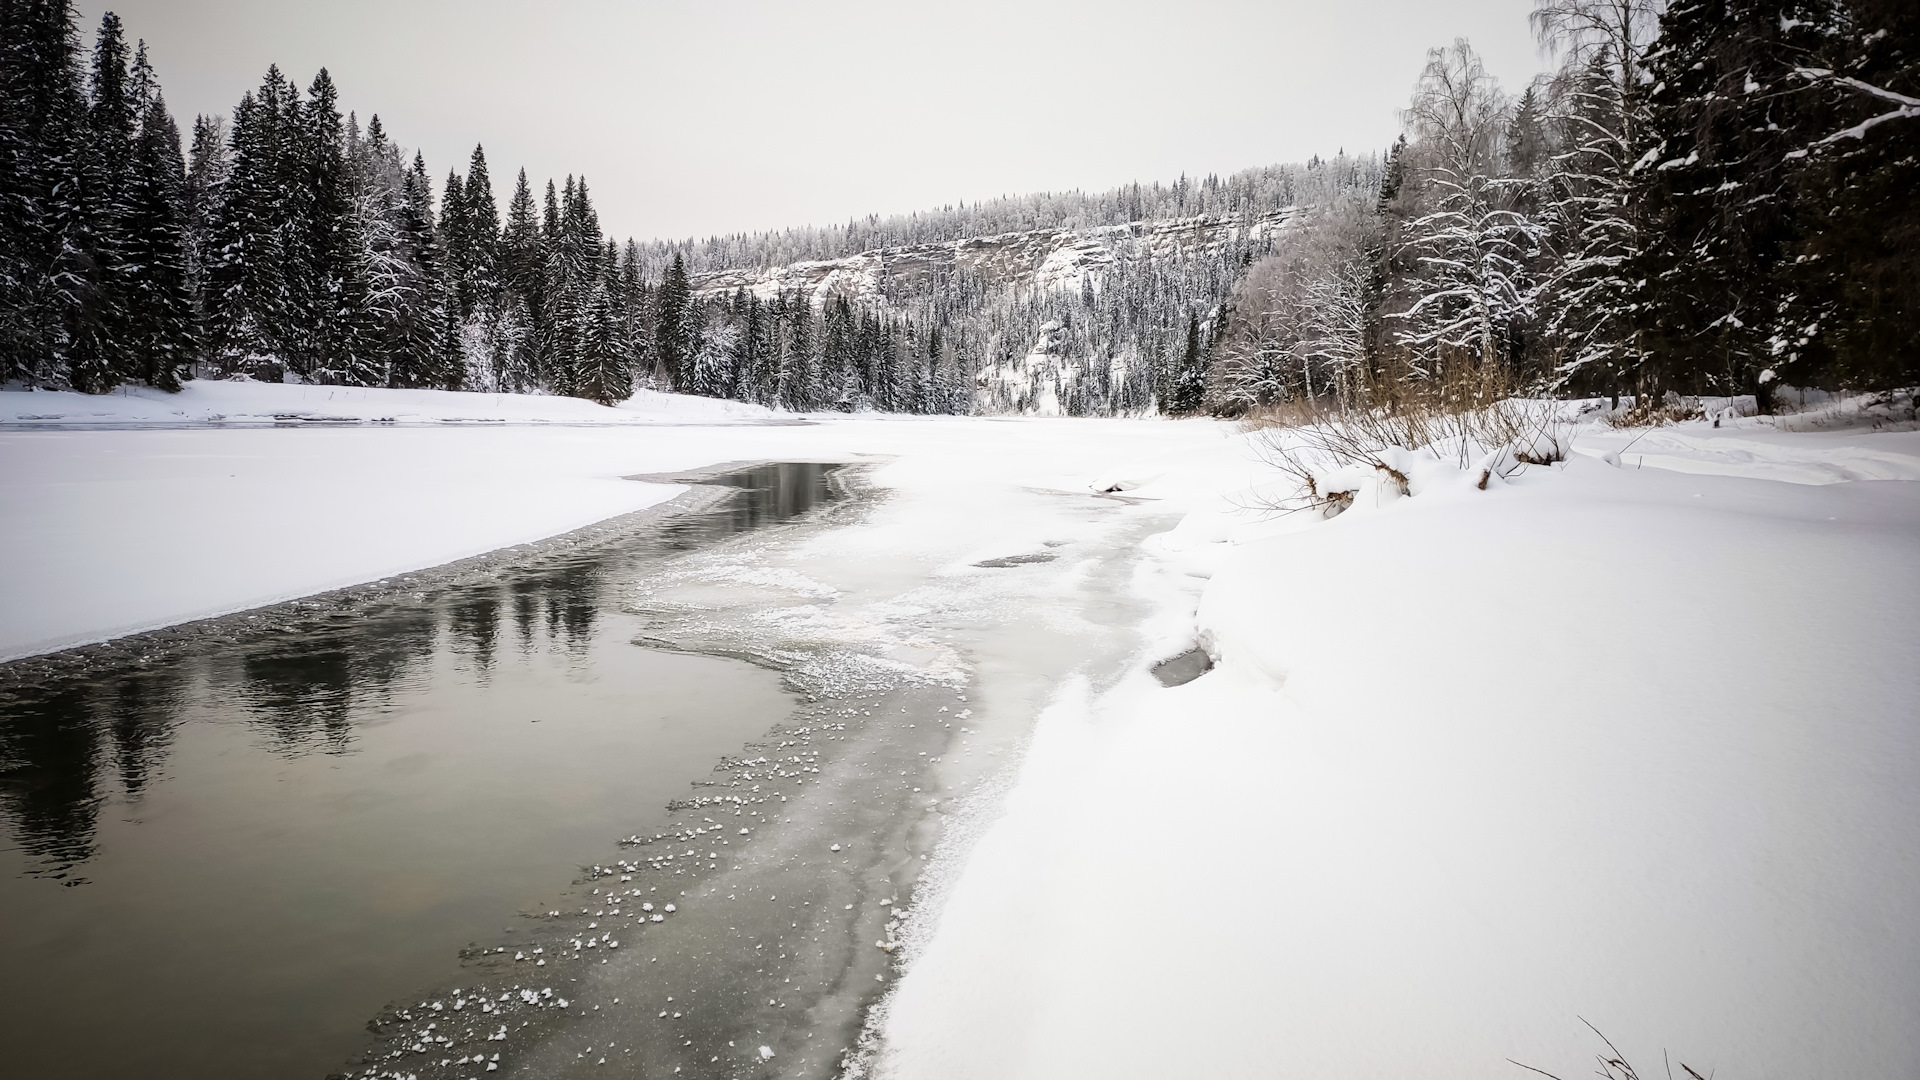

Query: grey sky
[[77, 1, 1545, 244]]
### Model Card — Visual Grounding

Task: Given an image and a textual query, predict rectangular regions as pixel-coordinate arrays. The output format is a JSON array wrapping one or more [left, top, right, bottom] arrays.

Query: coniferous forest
[[1, 0, 1912, 415]]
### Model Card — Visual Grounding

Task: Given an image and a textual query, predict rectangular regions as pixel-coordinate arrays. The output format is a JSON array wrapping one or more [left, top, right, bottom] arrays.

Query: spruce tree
[[379, 151, 446, 387], [780, 294, 815, 410], [500, 168, 541, 385], [210, 69, 298, 375], [181, 113, 229, 368], [121, 92, 192, 389], [1168, 312, 1207, 414], [1637, 0, 1833, 406], [292, 68, 354, 381], [459, 145, 500, 316], [0, 0, 91, 385], [65, 10, 139, 392], [654, 252, 692, 390], [438, 166, 467, 314], [1786, 0, 1919, 390]]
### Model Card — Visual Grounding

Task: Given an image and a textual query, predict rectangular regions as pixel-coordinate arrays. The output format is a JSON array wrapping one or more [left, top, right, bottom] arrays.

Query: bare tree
[[1529, 0, 1665, 400], [1213, 195, 1376, 412], [1390, 40, 1539, 372]]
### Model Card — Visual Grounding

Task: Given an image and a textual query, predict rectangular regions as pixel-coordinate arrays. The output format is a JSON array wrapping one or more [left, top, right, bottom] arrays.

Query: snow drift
[[877, 416, 1920, 1080]]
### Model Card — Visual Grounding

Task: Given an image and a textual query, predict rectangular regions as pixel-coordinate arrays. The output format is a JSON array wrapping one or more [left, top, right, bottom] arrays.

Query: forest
[[0, 0, 1913, 415]]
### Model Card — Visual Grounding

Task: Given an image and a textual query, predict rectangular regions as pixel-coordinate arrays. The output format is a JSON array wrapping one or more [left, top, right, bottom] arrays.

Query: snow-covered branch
[[1789, 67, 1920, 154]]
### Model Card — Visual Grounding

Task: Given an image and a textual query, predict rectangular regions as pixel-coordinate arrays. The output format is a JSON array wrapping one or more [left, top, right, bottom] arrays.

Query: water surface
[[0, 464, 841, 1079]]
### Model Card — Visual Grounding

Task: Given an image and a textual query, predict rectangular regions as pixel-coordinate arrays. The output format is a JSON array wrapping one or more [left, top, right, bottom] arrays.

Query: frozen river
[[0, 452, 1177, 1080]]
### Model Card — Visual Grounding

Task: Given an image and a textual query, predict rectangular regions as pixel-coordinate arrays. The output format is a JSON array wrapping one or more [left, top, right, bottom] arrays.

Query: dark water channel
[[0, 464, 842, 1080]]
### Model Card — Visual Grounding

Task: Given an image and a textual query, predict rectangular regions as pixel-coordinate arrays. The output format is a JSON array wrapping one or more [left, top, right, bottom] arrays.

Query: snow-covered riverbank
[[877, 412, 1920, 1080]]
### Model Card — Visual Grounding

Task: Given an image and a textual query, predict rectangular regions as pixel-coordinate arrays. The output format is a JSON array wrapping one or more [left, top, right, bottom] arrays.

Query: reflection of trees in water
[[664, 464, 834, 546], [548, 562, 601, 658], [236, 607, 439, 755], [0, 670, 182, 878], [0, 463, 841, 881], [109, 673, 180, 797], [448, 591, 500, 673], [507, 562, 602, 662]]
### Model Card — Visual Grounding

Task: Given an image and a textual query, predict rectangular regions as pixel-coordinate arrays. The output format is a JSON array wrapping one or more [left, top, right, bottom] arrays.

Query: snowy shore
[[878, 409, 1920, 1080]]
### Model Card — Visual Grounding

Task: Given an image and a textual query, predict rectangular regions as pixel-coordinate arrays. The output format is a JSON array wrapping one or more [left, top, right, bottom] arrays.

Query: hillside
[[667, 157, 1381, 416]]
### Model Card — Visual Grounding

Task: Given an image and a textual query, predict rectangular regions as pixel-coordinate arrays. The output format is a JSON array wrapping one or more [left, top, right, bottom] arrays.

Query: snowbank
[[0, 378, 778, 426], [0, 410, 1236, 663], [879, 418, 1920, 1079]]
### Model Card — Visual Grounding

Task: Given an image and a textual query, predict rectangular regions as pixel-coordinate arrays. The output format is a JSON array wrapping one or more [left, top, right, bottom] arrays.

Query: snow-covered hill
[[689, 211, 1295, 310], [686, 210, 1301, 417]]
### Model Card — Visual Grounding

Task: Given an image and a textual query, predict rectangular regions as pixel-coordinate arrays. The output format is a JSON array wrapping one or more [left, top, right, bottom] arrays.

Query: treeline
[[674, 156, 1381, 417], [7, 0, 1909, 416], [1209, 0, 1916, 416], [634, 163, 1352, 278], [0, 2, 654, 402], [667, 279, 974, 413], [0, 1, 974, 412]]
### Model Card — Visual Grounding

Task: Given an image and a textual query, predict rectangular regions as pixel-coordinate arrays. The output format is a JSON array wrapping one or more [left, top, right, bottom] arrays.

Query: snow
[[4, 384, 1915, 1076], [877, 414, 1920, 1079], [0, 383, 1232, 661], [0, 378, 778, 427]]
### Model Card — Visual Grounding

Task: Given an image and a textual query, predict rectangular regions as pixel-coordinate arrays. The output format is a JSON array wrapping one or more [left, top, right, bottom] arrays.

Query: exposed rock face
[[689, 211, 1294, 308]]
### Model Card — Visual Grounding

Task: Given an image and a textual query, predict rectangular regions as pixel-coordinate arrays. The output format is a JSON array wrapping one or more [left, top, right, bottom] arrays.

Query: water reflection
[[0, 462, 840, 882], [664, 462, 837, 546], [234, 607, 440, 756], [0, 669, 182, 879]]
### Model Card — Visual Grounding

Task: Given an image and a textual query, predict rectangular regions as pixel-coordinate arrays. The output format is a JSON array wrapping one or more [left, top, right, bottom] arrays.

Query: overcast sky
[[76, 0, 1546, 244]]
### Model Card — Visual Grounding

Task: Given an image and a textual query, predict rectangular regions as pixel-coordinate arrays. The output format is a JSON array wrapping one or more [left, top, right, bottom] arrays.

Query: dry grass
[[1604, 394, 1704, 428], [1510, 1020, 1713, 1080], [1247, 357, 1571, 516]]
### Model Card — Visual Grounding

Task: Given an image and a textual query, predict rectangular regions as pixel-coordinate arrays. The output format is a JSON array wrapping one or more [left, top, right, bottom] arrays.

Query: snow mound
[[879, 419, 1920, 1080]]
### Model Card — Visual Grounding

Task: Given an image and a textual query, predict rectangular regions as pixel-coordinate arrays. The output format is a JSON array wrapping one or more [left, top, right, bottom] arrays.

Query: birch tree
[[1390, 40, 1539, 373]]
